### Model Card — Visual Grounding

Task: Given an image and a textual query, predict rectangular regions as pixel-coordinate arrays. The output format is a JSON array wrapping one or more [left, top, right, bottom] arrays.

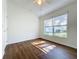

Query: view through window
[[44, 13, 67, 38]]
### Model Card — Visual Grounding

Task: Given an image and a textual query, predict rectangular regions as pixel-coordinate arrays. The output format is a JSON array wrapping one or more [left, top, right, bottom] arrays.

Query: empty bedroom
[[2, 0, 77, 59]]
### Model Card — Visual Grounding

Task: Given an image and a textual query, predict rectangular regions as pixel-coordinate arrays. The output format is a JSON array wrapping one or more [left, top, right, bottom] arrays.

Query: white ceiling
[[8, 0, 76, 17]]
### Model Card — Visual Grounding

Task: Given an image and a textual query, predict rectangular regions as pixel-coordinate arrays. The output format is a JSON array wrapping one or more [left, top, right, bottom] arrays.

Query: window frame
[[44, 13, 68, 38]]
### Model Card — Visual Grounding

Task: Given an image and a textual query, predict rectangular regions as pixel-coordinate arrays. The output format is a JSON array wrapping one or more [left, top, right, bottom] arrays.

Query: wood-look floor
[[3, 38, 77, 59]]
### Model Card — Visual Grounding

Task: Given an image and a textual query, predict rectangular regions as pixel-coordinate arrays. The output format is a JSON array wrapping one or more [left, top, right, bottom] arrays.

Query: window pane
[[44, 32, 53, 36], [44, 27, 53, 33], [54, 26, 67, 33], [44, 19, 53, 26], [53, 14, 67, 25], [44, 27, 53, 36], [54, 26, 67, 38], [54, 32, 67, 38]]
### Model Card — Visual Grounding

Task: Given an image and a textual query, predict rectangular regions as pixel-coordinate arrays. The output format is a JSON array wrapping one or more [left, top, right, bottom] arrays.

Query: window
[[44, 14, 67, 38], [44, 19, 53, 35]]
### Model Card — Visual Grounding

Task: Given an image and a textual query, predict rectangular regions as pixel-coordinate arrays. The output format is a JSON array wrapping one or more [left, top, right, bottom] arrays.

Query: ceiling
[[8, 0, 76, 17]]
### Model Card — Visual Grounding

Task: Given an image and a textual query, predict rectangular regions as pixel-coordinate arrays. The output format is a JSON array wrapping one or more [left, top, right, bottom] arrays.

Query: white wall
[[2, 0, 7, 55], [39, 1, 77, 48], [7, 1, 39, 44]]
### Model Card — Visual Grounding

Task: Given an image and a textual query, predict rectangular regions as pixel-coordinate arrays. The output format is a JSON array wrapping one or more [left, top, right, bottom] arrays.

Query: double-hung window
[[44, 14, 67, 38]]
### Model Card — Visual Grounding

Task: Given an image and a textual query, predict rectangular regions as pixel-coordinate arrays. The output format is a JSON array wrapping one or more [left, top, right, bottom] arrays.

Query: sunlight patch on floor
[[32, 41, 46, 45], [31, 40, 56, 54]]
